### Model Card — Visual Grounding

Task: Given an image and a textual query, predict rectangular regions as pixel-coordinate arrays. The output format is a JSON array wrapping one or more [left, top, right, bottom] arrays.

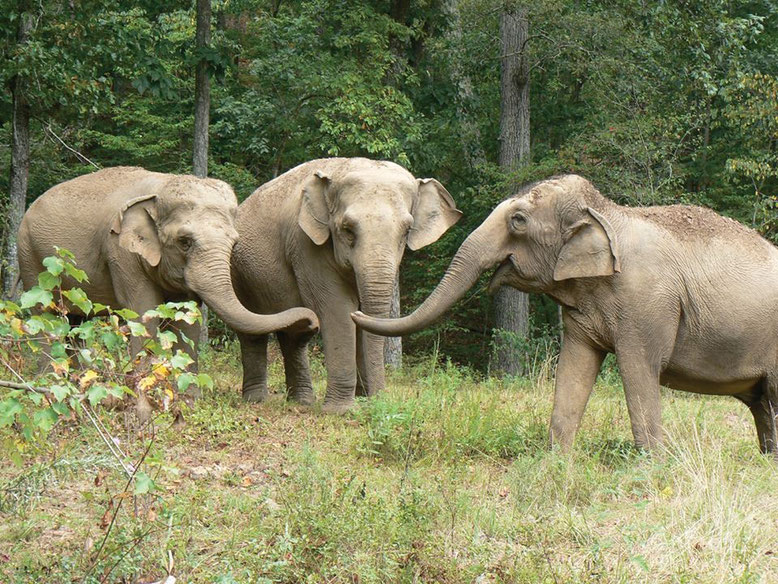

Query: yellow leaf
[[10, 318, 25, 335], [659, 486, 673, 499], [152, 363, 170, 379], [79, 369, 99, 389], [139, 375, 156, 390]]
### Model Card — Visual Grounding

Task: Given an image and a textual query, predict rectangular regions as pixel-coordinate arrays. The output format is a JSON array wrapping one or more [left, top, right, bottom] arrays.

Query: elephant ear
[[298, 170, 332, 245], [110, 194, 162, 267], [553, 207, 620, 281], [408, 178, 463, 251]]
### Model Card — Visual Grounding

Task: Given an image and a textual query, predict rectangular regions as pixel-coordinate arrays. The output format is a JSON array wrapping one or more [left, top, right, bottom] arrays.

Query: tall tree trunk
[[193, 0, 210, 179], [492, 6, 530, 377], [193, 0, 211, 347], [381, 0, 412, 368], [3, 4, 33, 301]]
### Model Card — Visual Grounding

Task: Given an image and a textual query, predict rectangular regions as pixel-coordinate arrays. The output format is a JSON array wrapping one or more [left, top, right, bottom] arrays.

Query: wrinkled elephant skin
[[18, 167, 318, 369], [353, 174, 778, 456], [232, 158, 461, 411]]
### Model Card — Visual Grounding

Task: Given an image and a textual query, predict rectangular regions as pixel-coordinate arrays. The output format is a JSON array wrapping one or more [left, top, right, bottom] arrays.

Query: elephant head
[[297, 160, 462, 318], [111, 174, 317, 334], [351, 174, 620, 335]]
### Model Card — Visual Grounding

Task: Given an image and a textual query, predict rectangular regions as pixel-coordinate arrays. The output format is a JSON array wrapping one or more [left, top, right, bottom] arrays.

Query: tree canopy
[[2, 0, 776, 367]]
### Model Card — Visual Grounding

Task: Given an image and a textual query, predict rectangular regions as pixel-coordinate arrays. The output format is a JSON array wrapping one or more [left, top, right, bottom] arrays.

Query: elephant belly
[[662, 337, 770, 396], [660, 367, 761, 395]]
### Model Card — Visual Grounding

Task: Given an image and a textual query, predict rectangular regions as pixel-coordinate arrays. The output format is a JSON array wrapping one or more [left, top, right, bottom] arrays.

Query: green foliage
[[0, 250, 212, 461], [3, 0, 778, 368]]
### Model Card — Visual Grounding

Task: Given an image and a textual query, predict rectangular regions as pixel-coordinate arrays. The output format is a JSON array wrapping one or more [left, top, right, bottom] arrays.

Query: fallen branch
[[0, 379, 33, 390]]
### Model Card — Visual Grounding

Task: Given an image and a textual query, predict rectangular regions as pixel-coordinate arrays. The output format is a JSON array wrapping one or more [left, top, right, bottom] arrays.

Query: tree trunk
[[383, 275, 402, 369], [382, 0, 412, 366], [193, 0, 210, 179], [193, 0, 211, 347], [493, 6, 530, 377], [2, 4, 33, 301]]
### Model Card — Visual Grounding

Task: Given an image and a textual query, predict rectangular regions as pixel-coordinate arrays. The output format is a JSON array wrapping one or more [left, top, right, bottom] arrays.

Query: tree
[[2, 0, 33, 300], [492, 4, 530, 376], [194, 0, 211, 347], [193, 0, 211, 178]]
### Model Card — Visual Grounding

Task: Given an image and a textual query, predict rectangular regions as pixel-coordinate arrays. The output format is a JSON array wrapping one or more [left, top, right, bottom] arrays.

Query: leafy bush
[[0, 248, 212, 463]]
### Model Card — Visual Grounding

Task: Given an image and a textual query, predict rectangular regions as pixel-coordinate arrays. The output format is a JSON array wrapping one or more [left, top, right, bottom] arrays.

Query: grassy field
[[1, 345, 777, 583]]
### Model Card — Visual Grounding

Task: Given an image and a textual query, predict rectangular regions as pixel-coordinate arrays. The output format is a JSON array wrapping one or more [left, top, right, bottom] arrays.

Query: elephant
[[231, 157, 462, 412], [352, 174, 778, 455], [18, 167, 318, 367]]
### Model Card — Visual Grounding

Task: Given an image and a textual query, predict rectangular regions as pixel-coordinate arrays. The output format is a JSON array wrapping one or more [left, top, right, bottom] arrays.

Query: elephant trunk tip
[[351, 310, 384, 332]]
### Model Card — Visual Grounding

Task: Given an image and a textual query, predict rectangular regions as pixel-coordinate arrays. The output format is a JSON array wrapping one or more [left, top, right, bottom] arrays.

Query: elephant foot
[[321, 397, 355, 415], [242, 385, 269, 403], [287, 387, 315, 407]]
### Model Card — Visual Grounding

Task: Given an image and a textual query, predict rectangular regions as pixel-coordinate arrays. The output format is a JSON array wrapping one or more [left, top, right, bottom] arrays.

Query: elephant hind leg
[[738, 378, 778, 456], [239, 333, 269, 402], [277, 331, 315, 406]]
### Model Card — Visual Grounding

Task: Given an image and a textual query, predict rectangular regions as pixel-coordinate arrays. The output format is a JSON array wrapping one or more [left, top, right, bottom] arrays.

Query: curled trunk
[[352, 230, 497, 336], [187, 247, 318, 335]]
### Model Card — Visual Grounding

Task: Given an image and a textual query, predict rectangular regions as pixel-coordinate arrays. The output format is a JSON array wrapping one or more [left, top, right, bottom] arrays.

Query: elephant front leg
[[239, 333, 269, 402], [550, 337, 606, 452], [616, 351, 664, 450], [166, 317, 202, 397], [355, 329, 386, 397], [277, 330, 315, 406], [319, 309, 358, 414]]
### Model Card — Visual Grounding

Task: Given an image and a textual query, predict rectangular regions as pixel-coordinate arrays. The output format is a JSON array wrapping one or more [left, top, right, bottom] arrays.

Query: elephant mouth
[[487, 255, 520, 295]]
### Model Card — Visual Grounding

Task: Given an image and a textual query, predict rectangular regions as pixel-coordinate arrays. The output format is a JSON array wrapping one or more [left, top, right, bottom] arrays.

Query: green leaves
[[19, 288, 53, 310], [133, 470, 156, 495], [0, 252, 213, 449]]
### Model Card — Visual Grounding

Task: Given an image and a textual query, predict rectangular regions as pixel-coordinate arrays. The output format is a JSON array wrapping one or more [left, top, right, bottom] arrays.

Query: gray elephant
[[18, 167, 318, 365], [232, 157, 462, 412], [353, 174, 778, 455]]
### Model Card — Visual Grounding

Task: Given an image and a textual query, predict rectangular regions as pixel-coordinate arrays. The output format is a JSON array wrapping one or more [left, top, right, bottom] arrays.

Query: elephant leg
[[740, 378, 778, 456], [318, 306, 358, 414], [616, 351, 664, 450], [239, 333, 269, 403], [109, 268, 164, 361], [549, 336, 606, 452], [277, 330, 315, 406], [355, 328, 386, 397], [166, 318, 202, 397], [166, 318, 200, 366]]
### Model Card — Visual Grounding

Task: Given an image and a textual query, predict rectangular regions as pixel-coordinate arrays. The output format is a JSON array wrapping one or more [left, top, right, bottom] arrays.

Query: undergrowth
[[1, 343, 777, 583]]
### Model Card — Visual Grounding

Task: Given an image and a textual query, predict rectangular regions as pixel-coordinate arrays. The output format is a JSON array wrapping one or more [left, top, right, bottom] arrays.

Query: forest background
[[1, 0, 777, 370]]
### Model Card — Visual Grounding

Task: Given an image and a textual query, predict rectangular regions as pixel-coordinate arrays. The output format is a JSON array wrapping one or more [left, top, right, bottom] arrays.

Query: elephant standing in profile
[[232, 158, 462, 412], [353, 174, 778, 455], [18, 167, 318, 365]]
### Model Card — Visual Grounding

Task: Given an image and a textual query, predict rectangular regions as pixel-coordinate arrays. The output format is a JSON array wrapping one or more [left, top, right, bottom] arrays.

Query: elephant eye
[[177, 235, 193, 250], [511, 213, 528, 230], [341, 223, 356, 245]]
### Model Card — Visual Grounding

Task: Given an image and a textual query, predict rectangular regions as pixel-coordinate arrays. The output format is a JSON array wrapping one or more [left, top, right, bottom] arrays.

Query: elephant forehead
[[161, 177, 237, 206], [337, 173, 415, 205], [342, 200, 410, 225]]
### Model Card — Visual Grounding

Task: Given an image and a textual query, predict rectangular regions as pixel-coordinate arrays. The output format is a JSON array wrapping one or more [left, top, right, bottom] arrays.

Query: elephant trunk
[[352, 228, 497, 336], [355, 259, 397, 318], [186, 245, 318, 335]]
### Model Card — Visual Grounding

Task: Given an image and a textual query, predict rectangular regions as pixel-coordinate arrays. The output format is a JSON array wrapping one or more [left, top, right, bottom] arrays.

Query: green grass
[[1, 347, 777, 583]]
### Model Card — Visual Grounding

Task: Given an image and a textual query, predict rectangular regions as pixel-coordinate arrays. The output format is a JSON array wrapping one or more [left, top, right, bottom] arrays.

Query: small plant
[[0, 248, 212, 462]]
